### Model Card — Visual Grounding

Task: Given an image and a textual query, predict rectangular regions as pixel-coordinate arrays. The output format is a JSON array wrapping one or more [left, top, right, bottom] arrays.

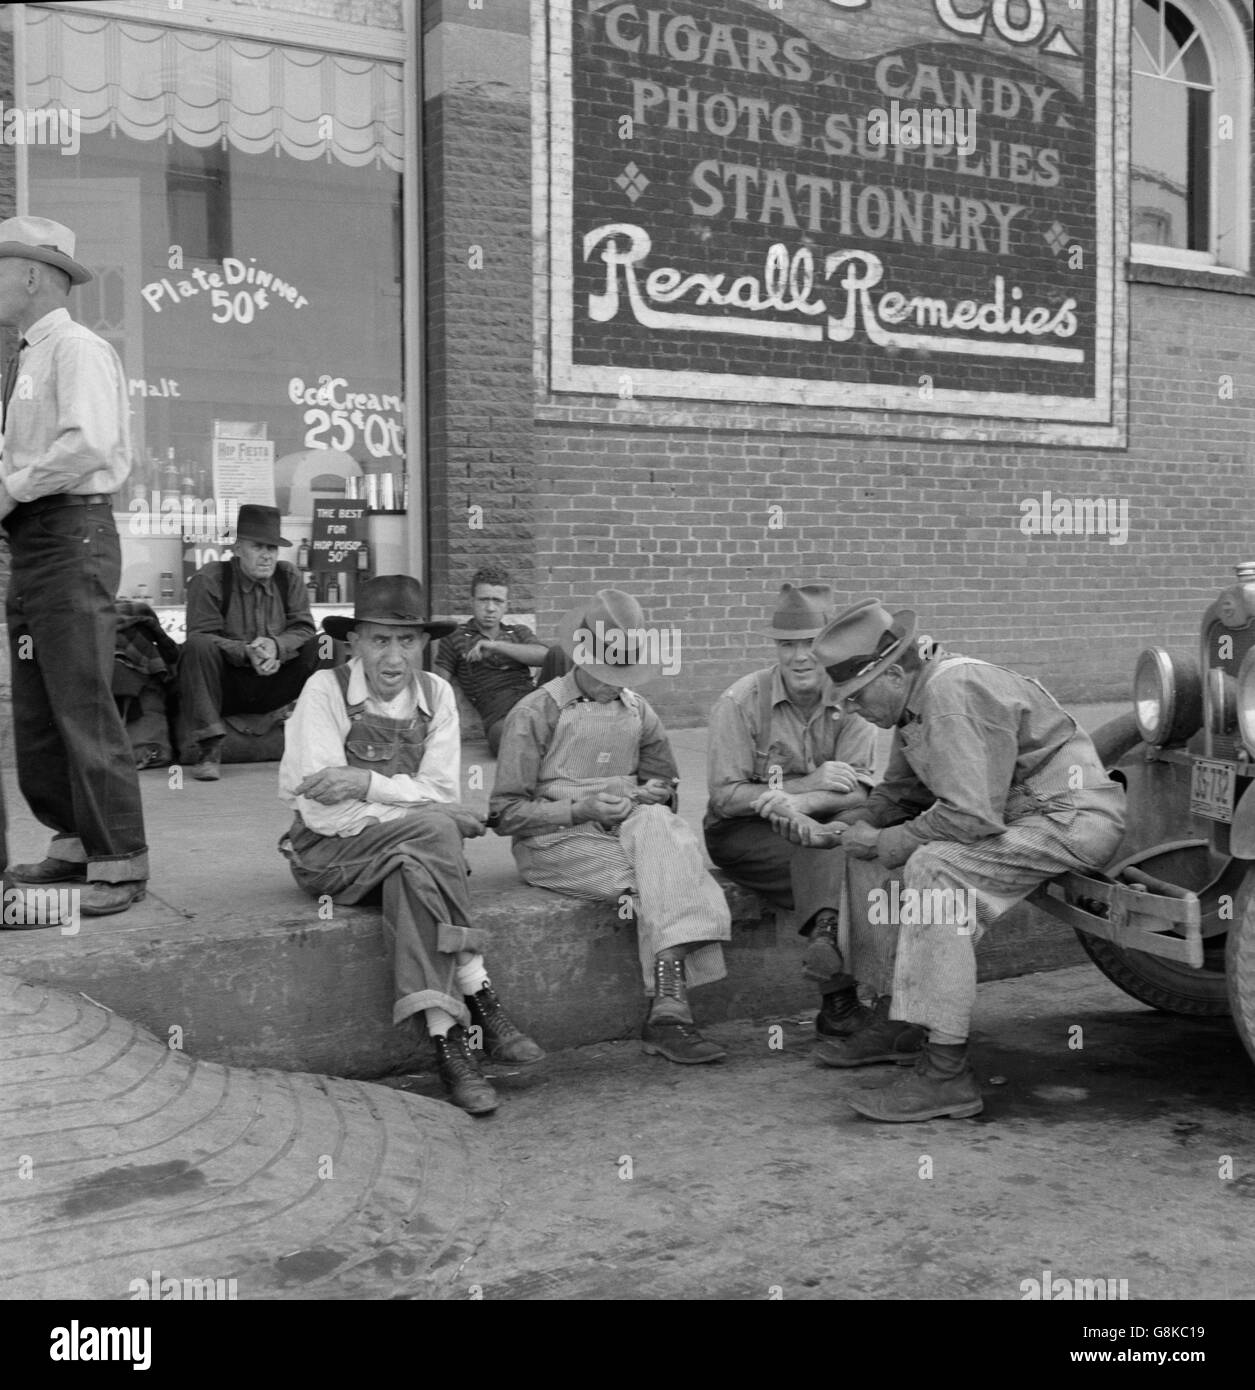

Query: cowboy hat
[[322, 574, 457, 641], [0, 216, 93, 286], [766, 582, 834, 640], [233, 504, 292, 548], [558, 588, 667, 688], [813, 599, 918, 697]]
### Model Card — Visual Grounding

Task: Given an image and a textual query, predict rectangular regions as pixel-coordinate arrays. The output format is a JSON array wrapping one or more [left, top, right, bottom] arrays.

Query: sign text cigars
[[545, 0, 1125, 440]]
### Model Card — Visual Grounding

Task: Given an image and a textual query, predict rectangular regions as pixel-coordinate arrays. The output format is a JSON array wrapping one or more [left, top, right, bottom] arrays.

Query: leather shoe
[[814, 997, 924, 1067], [847, 1051, 984, 1122], [434, 1025, 498, 1115], [642, 1006, 726, 1064], [466, 982, 545, 1064], [192, 740, 222, 781], [7, 857, 86, 884], [79, 882, 148, 917], [815, 986, 873, 1038]]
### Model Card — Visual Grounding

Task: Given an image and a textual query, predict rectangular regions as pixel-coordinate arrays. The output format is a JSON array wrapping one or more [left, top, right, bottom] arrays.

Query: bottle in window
[[297, 537, 310, 569], [162, 448, 180, 504]]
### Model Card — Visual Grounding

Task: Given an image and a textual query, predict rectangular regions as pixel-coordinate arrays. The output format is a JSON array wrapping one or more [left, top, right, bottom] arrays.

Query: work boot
[[801, 908, 845, 983], [641, 955, 726, 1065], [466, 980, 545, 1064], [433, 1025, 498, 1115], [815, 985, 873, 1039], [847, 1043, 984, 1123], [6, 857, 86, 885], [814, 996, 924, 1067], [191, 738, 223, 782], [79, 882, 148, 917]]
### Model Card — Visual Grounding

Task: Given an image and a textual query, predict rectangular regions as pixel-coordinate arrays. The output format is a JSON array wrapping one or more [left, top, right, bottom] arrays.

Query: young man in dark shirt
[[433, 566, 568, 754]]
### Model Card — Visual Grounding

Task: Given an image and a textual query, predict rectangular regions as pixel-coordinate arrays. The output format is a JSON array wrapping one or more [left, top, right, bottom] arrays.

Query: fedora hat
[[234, 504, 292, 549], [0, 215, 92, 286], [766, 582, 834, 640], [323, 574, 456, 641], [559, 588, 665, 688], [813, 598, 918, 697]]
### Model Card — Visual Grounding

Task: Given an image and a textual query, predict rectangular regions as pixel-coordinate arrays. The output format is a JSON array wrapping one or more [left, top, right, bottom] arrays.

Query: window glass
[[1130, 0, 1213, 254], [24, 6, 405, 608]]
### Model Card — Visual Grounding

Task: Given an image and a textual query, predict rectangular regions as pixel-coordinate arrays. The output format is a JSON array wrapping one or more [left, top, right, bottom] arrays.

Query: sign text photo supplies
[[545, 0, 1125, 439]]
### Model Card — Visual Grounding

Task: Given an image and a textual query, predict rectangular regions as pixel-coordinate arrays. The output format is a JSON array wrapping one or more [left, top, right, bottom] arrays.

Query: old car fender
[[1228, 783, 1255, 859]]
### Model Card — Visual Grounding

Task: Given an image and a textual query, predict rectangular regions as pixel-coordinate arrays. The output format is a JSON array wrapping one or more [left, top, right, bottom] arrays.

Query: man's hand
[[802, 761, 860, 795], [246, 636, 280, 676], [295, 765, 371, 804], [767, 808, 845, 848], [632, 777, 674, 806], [750, 788, 805, 820], [840, 820, 882, 859], [572, 790, 634, 827], [0, 480, 15, 525], [427, 803, 488, 838], [465, 639, 495, 665]]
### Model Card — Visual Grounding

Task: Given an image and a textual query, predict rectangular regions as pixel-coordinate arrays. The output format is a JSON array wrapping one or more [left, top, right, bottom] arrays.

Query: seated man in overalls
[[278, 574, 542, 1116], [490, 589, 732, 1065], [771, 599, 1126, 1122]]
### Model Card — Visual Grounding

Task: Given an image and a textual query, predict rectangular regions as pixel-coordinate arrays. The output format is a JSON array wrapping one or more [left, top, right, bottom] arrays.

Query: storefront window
[[21, 3, 406, 609]]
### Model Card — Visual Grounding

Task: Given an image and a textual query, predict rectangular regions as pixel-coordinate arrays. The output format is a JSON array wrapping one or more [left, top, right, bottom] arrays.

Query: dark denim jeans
[[5, 502, 148, 882]]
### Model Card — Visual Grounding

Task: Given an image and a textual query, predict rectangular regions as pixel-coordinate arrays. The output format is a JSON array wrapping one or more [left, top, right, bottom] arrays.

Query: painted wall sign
[[545, 0, 1125, 440], [288, 373, 405, 460]]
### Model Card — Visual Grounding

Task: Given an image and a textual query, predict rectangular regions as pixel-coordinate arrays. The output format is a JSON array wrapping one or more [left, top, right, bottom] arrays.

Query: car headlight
[[1236, 649, 1255, 754], [1133, 647, 1202, 746]]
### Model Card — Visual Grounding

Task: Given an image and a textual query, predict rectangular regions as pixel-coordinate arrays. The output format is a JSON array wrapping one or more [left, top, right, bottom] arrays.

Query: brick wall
[[423, 0, 537, 616], [532, 269, 1255, 724]]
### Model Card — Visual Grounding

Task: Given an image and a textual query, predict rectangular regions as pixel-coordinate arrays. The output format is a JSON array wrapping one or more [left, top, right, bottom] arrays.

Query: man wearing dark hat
[[178, 504, 321, 780], [0, 215, 148, 916], [491, 589, 732, 1065], [774, 600, 1125, 1122], [278, 574, 542, 1116], [704, 584, 880, 1039]]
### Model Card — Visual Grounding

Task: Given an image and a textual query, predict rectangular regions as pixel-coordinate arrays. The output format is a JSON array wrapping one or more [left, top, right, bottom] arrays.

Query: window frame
[[1129, 0, 1252, 276]]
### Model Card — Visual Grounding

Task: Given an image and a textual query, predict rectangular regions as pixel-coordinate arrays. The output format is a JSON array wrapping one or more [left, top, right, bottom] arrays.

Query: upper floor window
[[1131, 0, 1251, 274]]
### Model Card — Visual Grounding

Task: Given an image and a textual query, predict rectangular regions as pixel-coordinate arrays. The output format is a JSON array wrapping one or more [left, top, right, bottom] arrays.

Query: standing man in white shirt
[[278, 575, 543, 1116], [0, 216, 148, 917]]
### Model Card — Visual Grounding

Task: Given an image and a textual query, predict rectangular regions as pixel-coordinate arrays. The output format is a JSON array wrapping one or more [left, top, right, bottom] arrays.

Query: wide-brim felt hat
[[813, 598, 918, 698], [323, 574, 457, 641], [0, 215, 93, 286], [558, 588, 667, 688], [234, 503, 292, 548], [766, 582, 834, 640]]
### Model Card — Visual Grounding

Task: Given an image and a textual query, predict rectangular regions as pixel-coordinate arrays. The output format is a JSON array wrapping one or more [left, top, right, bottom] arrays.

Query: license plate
[[1190, 758, 1236, 822]]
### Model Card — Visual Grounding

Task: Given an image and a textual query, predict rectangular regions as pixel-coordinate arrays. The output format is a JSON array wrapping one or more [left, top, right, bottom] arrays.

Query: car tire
[[1073, 713, 1231, 1017], [1226, 873, 1255, 1067]]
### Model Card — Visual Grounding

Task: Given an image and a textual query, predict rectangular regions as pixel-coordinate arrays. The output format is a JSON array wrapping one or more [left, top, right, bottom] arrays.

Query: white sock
[[426, 1007, 457, 1038], [455, 955, 489, 997], [928, 1030, 967, 1046]]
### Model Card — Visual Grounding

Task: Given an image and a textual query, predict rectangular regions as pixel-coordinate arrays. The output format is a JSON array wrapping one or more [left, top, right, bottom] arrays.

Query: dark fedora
[[323, 574, 457, 641], [813, 599, 918, 697], [766, 582, 834, 640], [234, 504, 291, 548]]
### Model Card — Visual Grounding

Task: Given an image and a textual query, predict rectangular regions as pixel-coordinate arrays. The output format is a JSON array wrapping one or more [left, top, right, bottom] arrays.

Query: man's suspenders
[[751, 667, 775, 783]]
